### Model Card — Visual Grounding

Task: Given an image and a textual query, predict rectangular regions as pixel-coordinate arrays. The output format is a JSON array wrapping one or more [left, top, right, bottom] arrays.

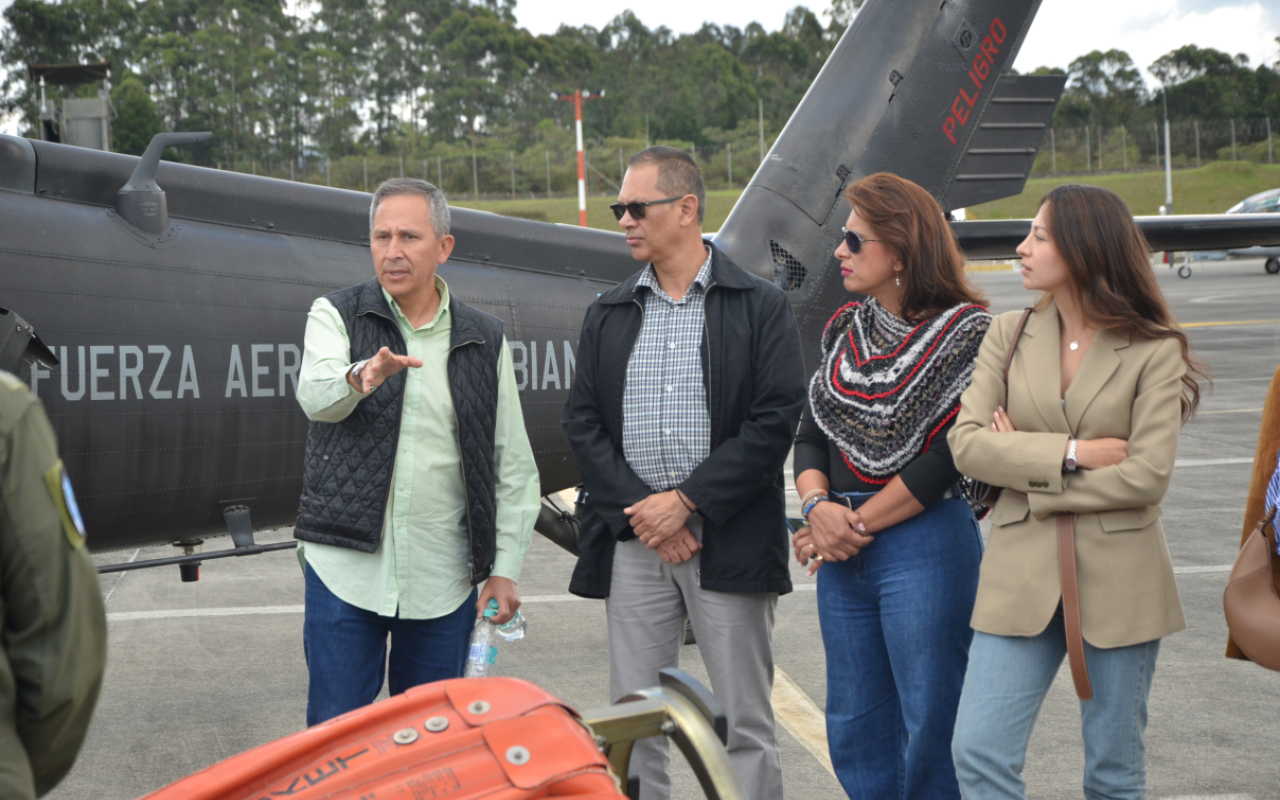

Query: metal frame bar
[[580, 670, 745, 800]]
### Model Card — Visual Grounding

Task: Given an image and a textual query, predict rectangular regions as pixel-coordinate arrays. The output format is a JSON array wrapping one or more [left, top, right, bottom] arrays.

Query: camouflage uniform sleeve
[[0, 374, 107, 798]]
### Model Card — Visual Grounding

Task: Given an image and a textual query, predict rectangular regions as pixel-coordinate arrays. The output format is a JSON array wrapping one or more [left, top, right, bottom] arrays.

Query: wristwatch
[[1064, 439, 1079, 472], [350, 359, 370, 392]]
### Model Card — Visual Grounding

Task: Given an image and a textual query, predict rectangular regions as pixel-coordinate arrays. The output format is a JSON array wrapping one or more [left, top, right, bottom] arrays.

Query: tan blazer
[[949, 299, 1186, 648]]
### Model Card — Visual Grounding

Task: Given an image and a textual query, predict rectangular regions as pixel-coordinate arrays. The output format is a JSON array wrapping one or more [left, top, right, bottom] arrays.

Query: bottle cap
[[483, 598, 499, 619]]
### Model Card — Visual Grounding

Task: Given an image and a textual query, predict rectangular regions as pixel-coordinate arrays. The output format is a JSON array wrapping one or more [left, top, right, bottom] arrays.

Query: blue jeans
[[817, 493, 983, 800], [303, 565, 477, 726], [951, 612, 1161, 800]]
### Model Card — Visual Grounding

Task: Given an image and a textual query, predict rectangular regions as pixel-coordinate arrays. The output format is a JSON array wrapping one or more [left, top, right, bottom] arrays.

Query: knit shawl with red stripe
[[809, 299, 991, 484]]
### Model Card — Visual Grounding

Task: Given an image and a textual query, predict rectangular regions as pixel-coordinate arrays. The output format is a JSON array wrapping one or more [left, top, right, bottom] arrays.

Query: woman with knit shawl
[[792, 173, 991, 800]]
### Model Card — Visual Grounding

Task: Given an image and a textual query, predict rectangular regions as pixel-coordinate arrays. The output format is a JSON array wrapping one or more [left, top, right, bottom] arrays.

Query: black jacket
[[294, 279, 504, 585], [562, 245, 806, 597]]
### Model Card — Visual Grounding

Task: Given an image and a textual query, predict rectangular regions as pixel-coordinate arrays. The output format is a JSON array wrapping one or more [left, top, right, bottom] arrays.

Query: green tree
[[1149, 45, 1264, 121], [1064, 49, 1145, 127], [110, 73, 162, 154]]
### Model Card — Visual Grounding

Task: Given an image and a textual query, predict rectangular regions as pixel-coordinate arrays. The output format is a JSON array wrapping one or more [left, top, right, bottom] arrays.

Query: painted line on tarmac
[[1195, 408, 1263, 415], [771, 667, 835, 777], [109, 605, 304, 622], [1181, 319, 1280, 328], [113, 569, 1252, 623], [1175, 457, 1254, 467], [104, 594, 596, 622], [1173, 565, 1233, 575], [1160, 795, 1255, 799]]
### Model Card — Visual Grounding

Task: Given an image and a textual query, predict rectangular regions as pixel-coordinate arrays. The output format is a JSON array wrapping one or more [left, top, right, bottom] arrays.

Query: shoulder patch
[[44, 460, 87, 548]]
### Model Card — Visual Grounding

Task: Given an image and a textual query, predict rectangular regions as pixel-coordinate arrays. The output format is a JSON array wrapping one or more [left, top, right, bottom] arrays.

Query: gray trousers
[[607, 525, 783, 800]]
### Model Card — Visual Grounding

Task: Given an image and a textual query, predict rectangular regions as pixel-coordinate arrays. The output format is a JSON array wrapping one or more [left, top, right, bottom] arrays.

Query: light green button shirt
[[295, 277, 539, 620]]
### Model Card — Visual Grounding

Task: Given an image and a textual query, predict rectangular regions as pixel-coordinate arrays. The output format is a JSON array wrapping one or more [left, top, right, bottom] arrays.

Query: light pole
[[1161, 84, 1173, 215], [552, 89, 605, 226]]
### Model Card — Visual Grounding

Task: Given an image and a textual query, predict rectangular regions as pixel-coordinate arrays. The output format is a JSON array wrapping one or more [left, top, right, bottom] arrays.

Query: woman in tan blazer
[[948, 185, 1205, 799]]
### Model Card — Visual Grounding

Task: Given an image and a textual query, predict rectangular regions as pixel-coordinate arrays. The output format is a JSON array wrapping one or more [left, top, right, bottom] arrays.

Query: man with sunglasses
[[562, 146, 807, 800]]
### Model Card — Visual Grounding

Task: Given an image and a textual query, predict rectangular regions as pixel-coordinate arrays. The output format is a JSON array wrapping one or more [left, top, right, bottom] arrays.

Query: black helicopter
[[2, 0, 1277, 579]]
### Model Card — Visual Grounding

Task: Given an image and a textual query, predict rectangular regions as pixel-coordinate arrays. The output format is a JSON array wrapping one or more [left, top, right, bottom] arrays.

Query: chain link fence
[[212, 137, 772, 197], [215, 118, 1276, 193], [1033, 118, 1278, 176]]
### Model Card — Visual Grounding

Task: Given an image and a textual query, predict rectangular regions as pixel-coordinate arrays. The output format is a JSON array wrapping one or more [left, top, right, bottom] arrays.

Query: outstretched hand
[[354, 346, 423, 394]]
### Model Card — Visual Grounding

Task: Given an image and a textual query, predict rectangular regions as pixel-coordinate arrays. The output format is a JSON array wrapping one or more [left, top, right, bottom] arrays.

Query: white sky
[[508, 0, 1278, 81], [2, 0, 1277, 135]]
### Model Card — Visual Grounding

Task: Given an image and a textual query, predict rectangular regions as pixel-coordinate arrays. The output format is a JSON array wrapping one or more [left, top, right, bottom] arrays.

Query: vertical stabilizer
[[714, 0, 1052, 362]]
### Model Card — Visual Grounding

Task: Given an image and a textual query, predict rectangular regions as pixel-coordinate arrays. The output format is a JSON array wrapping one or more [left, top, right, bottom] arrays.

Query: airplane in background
[[2, 0, 1278, 579]]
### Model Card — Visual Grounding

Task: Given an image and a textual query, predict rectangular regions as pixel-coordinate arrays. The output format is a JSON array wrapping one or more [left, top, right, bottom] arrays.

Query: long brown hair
[[844, 172, 986, 321], [1037, 184, 1207, 420]]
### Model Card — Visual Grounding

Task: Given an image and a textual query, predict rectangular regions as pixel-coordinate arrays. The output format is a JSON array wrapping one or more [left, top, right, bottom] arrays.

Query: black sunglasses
[[610, 196, 684, 221], [841, 227, 881, 254]]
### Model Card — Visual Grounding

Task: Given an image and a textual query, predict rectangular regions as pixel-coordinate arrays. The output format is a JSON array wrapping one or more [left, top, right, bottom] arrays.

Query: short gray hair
[[370, 178, 451, 238], [628, 146, 705, 225]]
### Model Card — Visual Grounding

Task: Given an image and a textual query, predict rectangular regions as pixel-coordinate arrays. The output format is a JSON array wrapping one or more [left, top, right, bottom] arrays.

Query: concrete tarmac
[[54, 258, 1280, 800]]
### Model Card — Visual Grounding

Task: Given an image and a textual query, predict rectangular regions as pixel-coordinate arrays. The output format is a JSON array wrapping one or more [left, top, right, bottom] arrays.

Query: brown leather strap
[[1002, 308, 1034, 389], [1057, 513, 1093, 700]]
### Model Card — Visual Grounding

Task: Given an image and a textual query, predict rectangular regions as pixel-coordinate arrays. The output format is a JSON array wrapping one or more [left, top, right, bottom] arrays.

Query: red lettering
[[981, 37, 999, 63], [939, 18, 1008, 146], [991, 18, 1006, 43]]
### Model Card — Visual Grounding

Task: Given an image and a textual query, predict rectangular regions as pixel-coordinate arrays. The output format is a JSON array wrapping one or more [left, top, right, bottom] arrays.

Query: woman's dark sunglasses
[[610, 196, 684, 221], [841, 227, 881, 254]]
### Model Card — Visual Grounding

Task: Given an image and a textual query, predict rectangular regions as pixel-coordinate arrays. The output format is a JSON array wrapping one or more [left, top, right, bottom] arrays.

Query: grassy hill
[[965, 161, 1280, 220], [450, 161, 1280, 231]]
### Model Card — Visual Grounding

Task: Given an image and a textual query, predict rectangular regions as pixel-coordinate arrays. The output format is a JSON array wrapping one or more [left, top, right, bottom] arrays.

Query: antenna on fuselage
[[116, 131, 211, 234]]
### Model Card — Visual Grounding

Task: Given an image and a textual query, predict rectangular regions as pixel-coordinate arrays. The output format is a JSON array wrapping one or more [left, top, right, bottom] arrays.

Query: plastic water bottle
[[464, 599, 527, 677], [495, 607, 526, 642]]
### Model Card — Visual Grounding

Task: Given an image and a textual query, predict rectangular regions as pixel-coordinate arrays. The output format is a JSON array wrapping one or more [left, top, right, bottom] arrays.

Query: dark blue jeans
[[817, 493, 983, 800], [303, 565, 476, 726]]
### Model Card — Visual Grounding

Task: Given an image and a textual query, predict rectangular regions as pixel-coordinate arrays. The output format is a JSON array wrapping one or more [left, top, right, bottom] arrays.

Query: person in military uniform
[[0, 370, 107, 799]]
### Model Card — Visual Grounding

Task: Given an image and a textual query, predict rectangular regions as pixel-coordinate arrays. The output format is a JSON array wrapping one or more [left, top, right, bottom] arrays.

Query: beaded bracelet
[[802, 495, 829, 519], [799, 488, 827, 508]]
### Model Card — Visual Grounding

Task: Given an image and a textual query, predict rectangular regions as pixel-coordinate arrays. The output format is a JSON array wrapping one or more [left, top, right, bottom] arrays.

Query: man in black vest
[[294, 178, 539, 726], [563, 147, 806, 800]]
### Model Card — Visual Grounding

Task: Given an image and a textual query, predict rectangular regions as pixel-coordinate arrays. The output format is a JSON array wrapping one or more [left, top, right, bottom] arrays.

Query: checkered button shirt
[[622, 249, 714, 492]]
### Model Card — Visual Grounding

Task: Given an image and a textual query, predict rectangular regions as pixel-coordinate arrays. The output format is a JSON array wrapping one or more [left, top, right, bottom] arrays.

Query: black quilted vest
[[294, 279, 504, 584]]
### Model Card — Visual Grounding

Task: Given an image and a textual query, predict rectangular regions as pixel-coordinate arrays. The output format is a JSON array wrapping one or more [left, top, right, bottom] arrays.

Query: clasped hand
[[990, 406, 1128, 468], [794, 500, 873, 572], [625, 491, 701, 564]]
